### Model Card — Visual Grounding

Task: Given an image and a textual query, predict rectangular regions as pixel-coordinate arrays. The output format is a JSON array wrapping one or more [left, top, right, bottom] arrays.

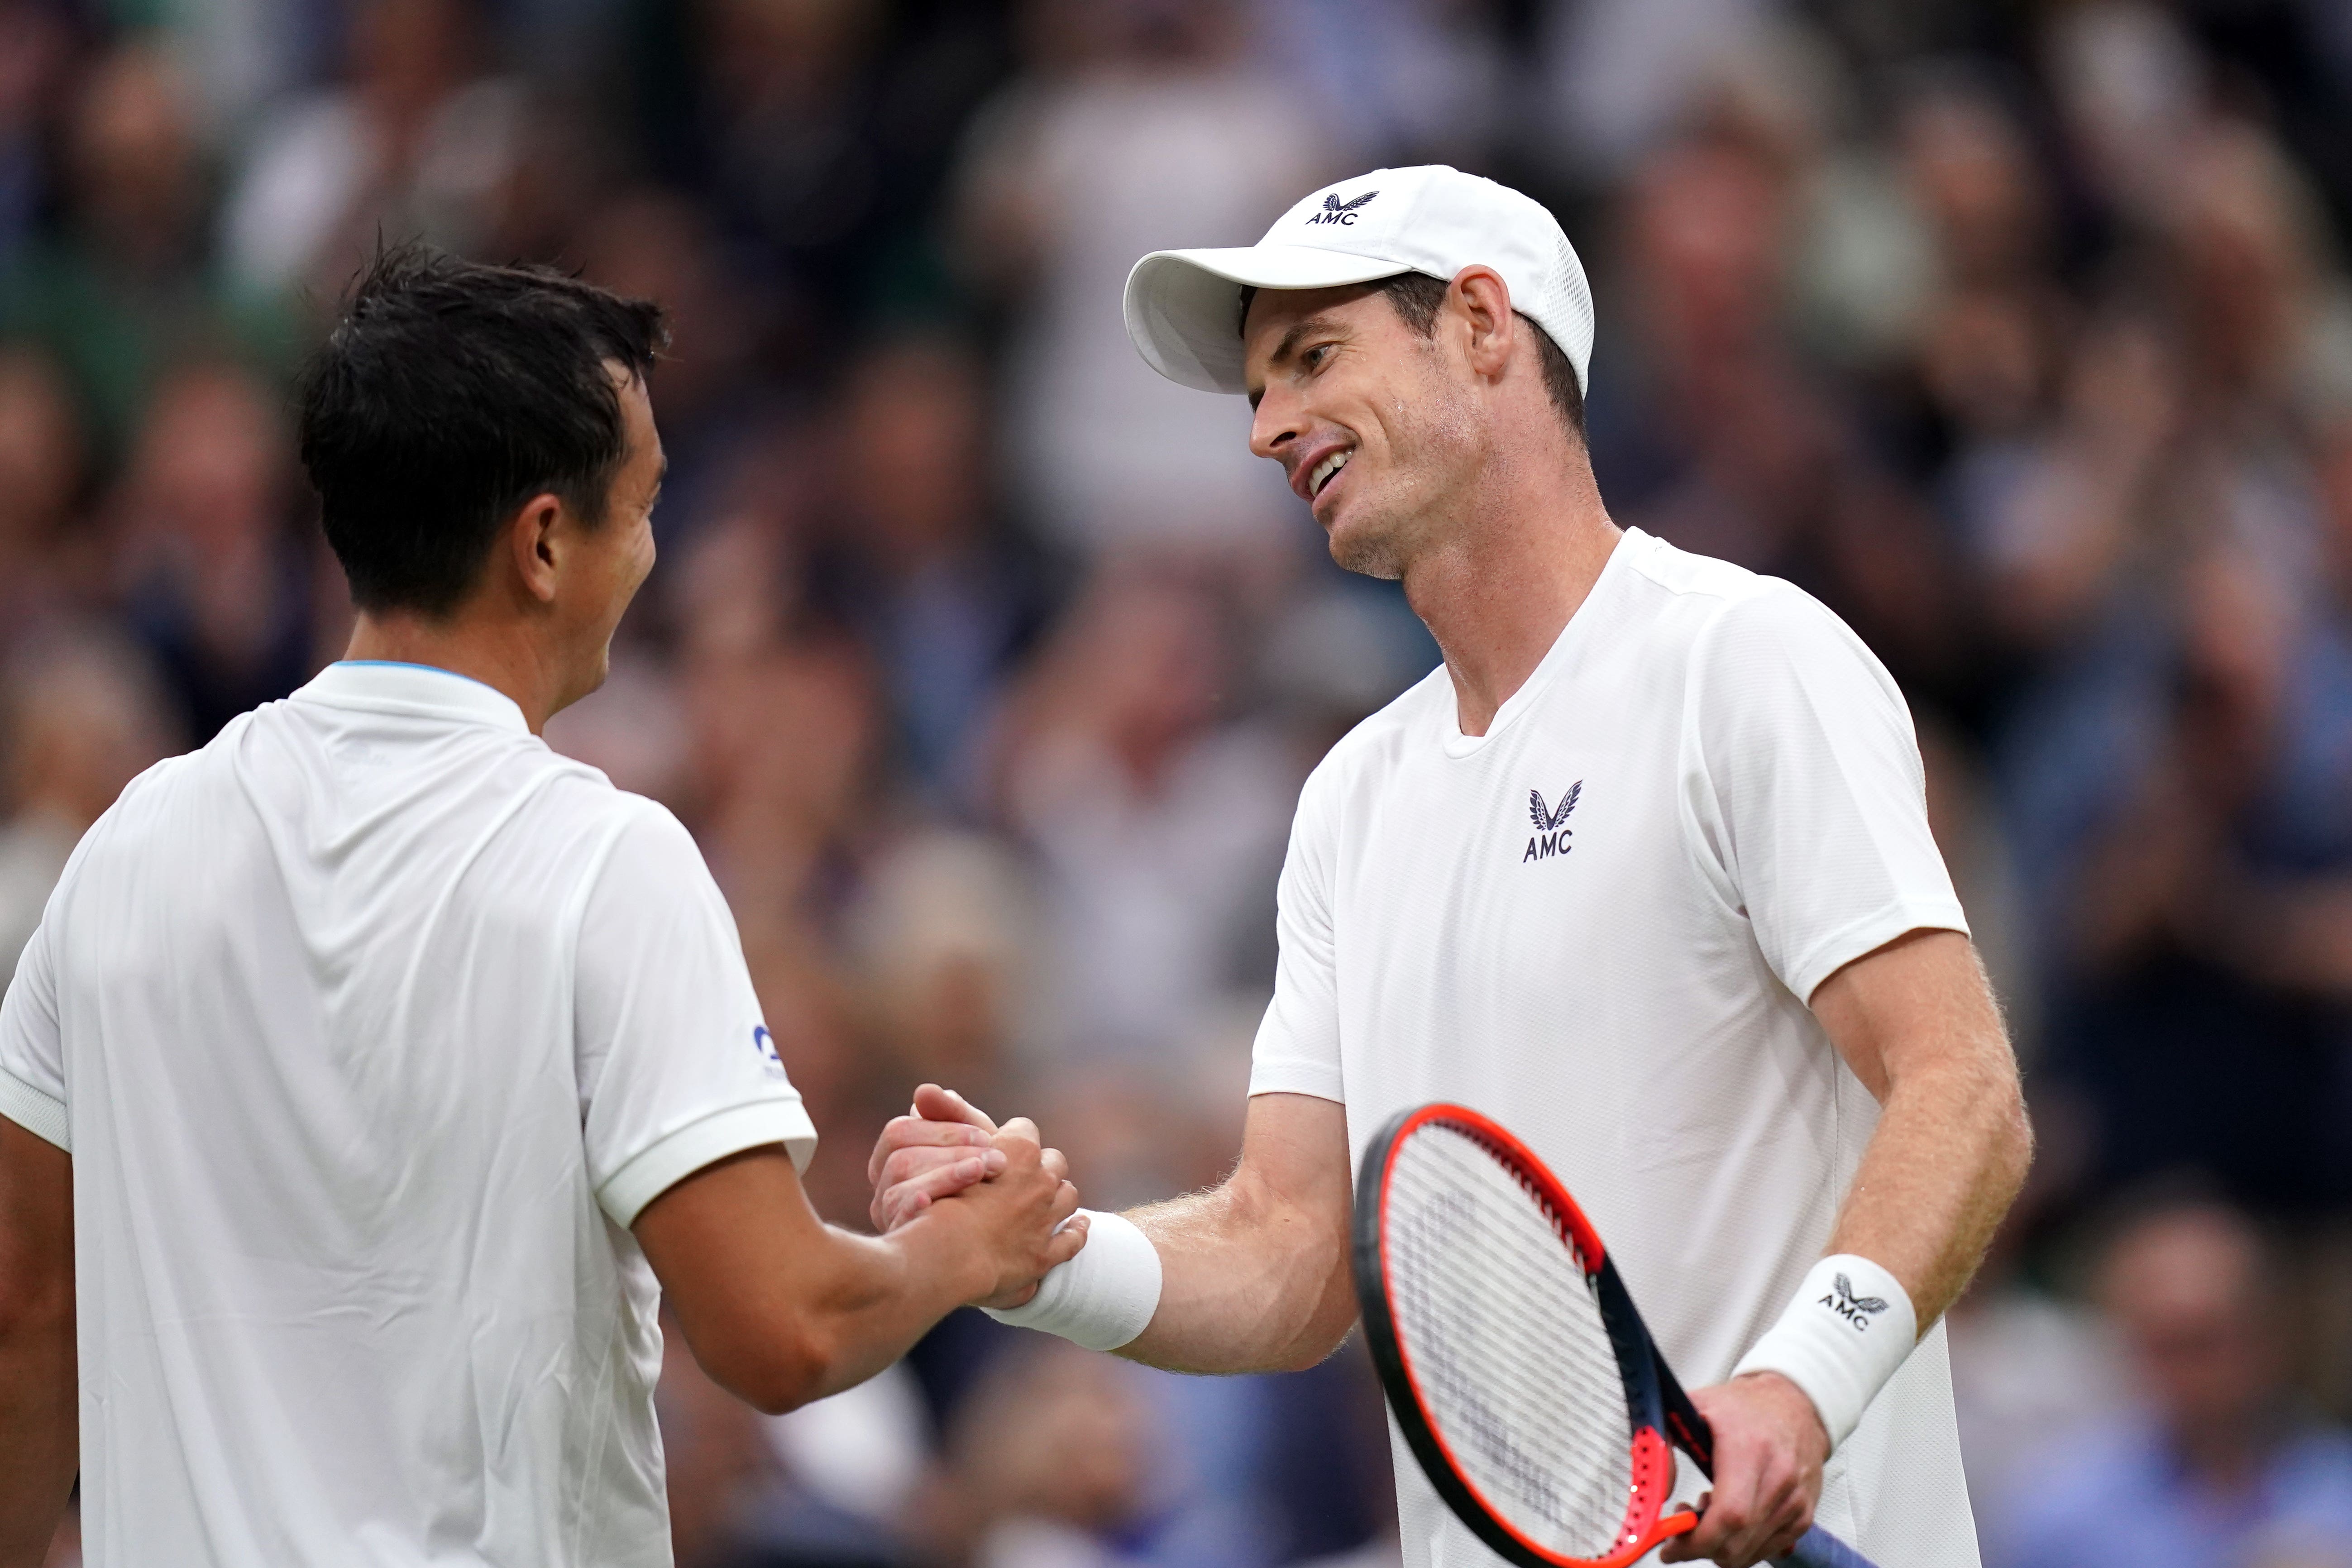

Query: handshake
[[864, 1082, 1090, 1311]]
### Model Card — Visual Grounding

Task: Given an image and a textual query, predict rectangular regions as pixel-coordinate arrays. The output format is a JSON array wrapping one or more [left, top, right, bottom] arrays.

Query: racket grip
[[1776, 1525, 1881, 1568]]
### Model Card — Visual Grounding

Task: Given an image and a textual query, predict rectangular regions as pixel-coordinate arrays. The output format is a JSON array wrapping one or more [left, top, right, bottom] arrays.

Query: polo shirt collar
[[297, 660, 532, 735]]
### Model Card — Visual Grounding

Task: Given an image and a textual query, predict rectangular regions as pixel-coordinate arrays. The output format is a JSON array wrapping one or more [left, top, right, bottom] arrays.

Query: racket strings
[[1384, 1125, 1637, 1560]]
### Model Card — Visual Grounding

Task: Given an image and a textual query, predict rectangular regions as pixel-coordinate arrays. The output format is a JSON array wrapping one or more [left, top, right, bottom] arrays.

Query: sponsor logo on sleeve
[[752, 1024, 785, 1078], [1521, 781, 1582, 863]]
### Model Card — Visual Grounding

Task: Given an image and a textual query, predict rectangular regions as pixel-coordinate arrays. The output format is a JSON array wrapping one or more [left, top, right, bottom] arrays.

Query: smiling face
[[548, 367, 663, 709], [1243, 282, 1488, 580]]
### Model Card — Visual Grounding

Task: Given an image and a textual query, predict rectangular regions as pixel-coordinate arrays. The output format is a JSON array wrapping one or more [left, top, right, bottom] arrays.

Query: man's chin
[[552, 645, 614, 722], [1327, 516, 1407, 581]]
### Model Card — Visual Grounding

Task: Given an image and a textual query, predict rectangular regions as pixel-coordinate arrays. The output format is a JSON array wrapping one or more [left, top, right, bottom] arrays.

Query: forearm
[[642, 1147, 1006, 1416], [1120, 1171, 1354, 1374], [866, 1090, 1351, 1373], [1827, 1038, 2031, 1330], [0, 1297, 75, 1566], [789, 1217, 993, 1404], [0, 1121, 73, 1568], [1802, 931, 2033, 1333], [1725, 935, 2028, 1471]]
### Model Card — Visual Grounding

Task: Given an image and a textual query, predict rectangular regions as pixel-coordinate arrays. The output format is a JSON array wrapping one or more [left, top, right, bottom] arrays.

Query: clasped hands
[[868, 1082, 1085, 1309], [864, 1082, 1825, 1568]]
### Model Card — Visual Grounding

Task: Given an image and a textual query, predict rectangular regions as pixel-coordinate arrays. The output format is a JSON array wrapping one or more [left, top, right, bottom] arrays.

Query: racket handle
[[1775, 1525, 1881, 1568]]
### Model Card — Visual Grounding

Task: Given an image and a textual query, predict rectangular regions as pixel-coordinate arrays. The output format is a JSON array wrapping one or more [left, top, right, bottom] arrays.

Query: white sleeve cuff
[[602, 1097, 817, 1228], [0, 1065, 67, 1150], [1787, 902, 1970, 1003], [1245, 1058, 1345, 1102]]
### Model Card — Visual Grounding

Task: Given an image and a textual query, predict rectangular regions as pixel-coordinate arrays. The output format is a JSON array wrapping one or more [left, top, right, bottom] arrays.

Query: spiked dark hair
[[297, 244, 668, 616]]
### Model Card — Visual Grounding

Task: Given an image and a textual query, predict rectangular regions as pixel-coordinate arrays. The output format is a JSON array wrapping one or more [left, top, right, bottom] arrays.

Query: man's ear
[[1448, 266, 1517, 381], [506, 492, 566, 606]]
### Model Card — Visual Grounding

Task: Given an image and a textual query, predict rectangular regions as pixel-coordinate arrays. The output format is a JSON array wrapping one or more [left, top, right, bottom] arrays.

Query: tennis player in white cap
[[871, 166, 2032, 1568]]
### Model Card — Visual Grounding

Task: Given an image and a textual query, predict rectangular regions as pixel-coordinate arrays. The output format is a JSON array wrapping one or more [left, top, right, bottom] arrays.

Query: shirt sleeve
[[1688, 582, 1969, 1002], [574, 800, 817, 1228], [1248, 759, 1346, 1102], [0, 917, 68, 1150]]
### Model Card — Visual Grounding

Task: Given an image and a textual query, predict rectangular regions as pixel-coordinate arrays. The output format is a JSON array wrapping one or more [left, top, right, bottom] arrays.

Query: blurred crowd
[[5, 0, 2352, 1564]]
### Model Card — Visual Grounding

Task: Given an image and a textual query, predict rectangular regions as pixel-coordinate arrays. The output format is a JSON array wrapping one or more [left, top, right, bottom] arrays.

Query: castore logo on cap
[[1303, 188, 1378, 227]]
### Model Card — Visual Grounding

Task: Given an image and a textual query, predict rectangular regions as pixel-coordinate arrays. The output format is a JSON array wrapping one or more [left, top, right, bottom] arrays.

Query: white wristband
[[980, 1209, 1162, 1352], [1730, 1254, 1917, 1449]]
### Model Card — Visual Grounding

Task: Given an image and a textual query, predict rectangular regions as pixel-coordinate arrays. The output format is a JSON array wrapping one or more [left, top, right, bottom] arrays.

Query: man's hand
[[1658, 1372, 1828, 1567], [868, 1083, 1012, 1233], [911, 1118, 1085, 1309]]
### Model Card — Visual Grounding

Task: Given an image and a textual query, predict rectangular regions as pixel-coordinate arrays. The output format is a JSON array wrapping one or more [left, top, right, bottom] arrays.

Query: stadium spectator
[[0, 635, 176, 992], [929, 1337, 1157, 1568], [1, 41, 273, 463], [0, 0, 75, 259], [683, 636, 882, 950], [665, 0, 891, 341], [1247, 0, 1503, 169], [1992, 1196, 2352, 1568], [990, 569, 1300, 1064], [110, 359, 316, 742], [572, 186, 781, 552], [1598, 131, 1970, 702], [846, 828, 1039, 1127], [815, 335, 1054, 804], [222, 0, 524, 305], [953, 0, 1339, 554], [2037, 545, 2352, 1212], [0, 350, 85, 643]]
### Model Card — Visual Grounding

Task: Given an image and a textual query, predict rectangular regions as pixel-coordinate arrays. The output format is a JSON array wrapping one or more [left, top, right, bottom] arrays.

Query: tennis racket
[[1353, 1103, 1879, 1568]]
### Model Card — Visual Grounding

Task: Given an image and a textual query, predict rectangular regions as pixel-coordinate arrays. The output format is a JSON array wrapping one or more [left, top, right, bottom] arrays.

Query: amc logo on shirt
[[1521, 782, 1583, 864]]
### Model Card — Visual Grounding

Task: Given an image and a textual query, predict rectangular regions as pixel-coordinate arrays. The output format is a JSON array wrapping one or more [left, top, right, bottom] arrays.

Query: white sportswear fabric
[[1125, 163, 1596, 397], [0, 660, 817, 1566], [1735, 1254, 1919, 1449], [980, 1208, 1163, 1349], [1250, 529, 1981, 1567]]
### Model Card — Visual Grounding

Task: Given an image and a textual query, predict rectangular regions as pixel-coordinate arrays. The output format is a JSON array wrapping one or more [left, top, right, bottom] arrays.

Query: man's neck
[[344, 613, 569, 734], [1400, 459, 1621, 738]]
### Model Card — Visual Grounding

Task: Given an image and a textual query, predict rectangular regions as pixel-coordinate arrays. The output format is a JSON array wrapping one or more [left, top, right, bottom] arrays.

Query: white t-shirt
[[0, 660, 817, 1567], [1251, 530, 1980, 1568]]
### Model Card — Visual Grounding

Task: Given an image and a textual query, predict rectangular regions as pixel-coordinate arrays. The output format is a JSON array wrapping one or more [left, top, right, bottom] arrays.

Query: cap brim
[[1124, 245, 1413, 394]]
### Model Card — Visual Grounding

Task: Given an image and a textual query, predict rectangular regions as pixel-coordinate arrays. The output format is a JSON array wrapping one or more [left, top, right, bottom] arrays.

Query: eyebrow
[[1247, 314, 1347, 411]]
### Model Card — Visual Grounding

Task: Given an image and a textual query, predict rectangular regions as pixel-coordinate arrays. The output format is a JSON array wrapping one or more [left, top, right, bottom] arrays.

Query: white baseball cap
[[1123, 164, 1595, 398]]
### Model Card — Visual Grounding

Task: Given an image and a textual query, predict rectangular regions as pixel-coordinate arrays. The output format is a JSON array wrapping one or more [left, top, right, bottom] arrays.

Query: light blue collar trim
[[336, 658, 502, 691], [298, 660, 532, 735]]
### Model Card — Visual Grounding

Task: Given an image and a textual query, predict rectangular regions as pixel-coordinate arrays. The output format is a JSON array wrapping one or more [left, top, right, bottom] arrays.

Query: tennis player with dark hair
[[871, 167, 2032, 1567], [0, 246, 1081, 1566]]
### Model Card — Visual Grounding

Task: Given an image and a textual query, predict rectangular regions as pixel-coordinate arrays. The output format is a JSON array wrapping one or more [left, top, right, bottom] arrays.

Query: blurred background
[[5, 0, 2352, 1563]]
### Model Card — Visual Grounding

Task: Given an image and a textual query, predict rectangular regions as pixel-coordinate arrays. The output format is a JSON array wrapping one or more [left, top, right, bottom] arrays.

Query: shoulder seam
[[1308, 697, 1422, 786], [1621, 537, 1780, 609]]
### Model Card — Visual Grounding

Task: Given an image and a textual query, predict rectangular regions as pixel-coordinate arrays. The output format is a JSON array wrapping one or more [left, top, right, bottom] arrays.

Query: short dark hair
[[297, 244, 668, 617], [1373, 272, 1584, 438], [1238, 273, 1586, 439]]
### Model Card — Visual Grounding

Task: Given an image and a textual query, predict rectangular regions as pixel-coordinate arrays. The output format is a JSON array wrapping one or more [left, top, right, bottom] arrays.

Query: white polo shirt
[[1252, 529, 1980, 1567], [0, 660, 817, 1566]]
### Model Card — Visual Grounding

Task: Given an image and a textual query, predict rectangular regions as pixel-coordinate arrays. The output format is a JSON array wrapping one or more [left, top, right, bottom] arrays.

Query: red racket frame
[[1354, 1103, 1695, 1568]]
